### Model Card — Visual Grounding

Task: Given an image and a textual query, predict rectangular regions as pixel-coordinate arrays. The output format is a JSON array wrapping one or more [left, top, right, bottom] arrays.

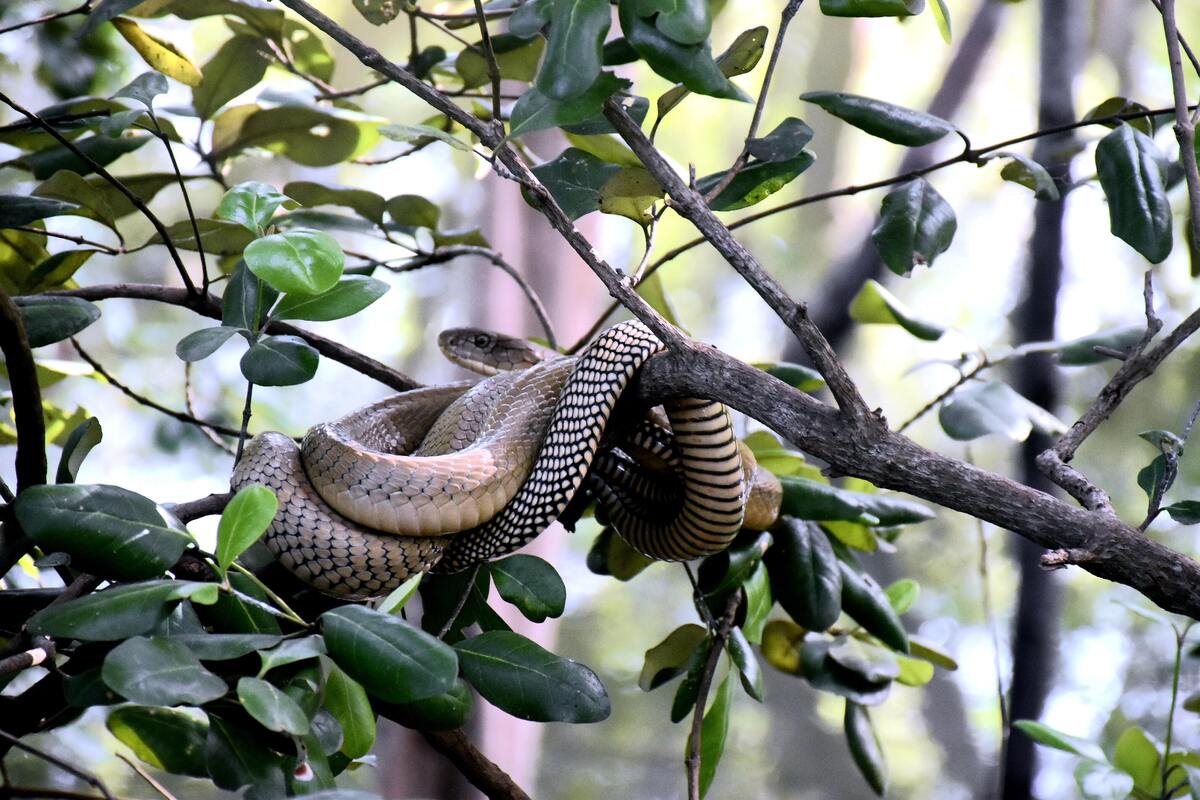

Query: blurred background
[[1, 0, 1199, 797]]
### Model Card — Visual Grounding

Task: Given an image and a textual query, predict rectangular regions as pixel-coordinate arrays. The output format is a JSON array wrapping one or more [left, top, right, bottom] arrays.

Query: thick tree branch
[[635, 344, 1200, 618], [48, 284, 419, 391], [602, 99, 873, 423], [420, 729, 532, 800]]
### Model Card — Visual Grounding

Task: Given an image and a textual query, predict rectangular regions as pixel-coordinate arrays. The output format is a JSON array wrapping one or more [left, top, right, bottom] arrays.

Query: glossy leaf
[[102, 636, 227, 705], [741, 563, 773, 643], [689, 674, 733, 799], [176, 326, 239, 362], [778, 476, 880, 525], [456, 631, 610, 723], [322, 659, 376, 758], [106, 705, 209, 778], [618, 1, 748, 101], [802, 91, 951, 145], [0, 195, 79, 227], [930, 0, 952, 42], [1084, 96, 1154, 136], [848, 279, 945, 340], [378, 123, 469, 152], [671, 636, 713, 722], [205, 713, 286, 796], [238, 677, 310, 735], [1051, 324, 1144, 365], [726, 627, 763, 701], [761, 620, 803, 674], [939, 380, 1065, 442], [457, 34, 544, 89], [217, 181, 295, 233], [1137, 454, 1170, 502], [383, 677, 474, 732], [895, 654, 935, 686], [697, 152, 815, 211], [13, 296, 100, 347], [529, 147, 621, 219], [32, 171, 118, 229], [14, 483, 191, 581], [321, 605, 458, 704], [1012, 720, 1107, 762], [872, 178, 956, 275], [885, 579, 919, 614], [765, 517, 843, 631], [821, 0, 923, 15], [510, 0, 554, 37], [377, 572, 423, 616], [192, 35, 270, 120], [996, 152, 1060, 200], [490, 555, 566, 623], [799, 638, 892, 705], [112, 17, 203, 87], [271, 276, 389, 323], [169, 633, 282, 661], [656, 26, 766, 121], [509, 73, 630, 139], [142, 218, 257, 255], [385, 194, 441, 229], [285, 181, 386, 226], [755, 362, 825, 392], [216, 484, 278, 576], [244, 228, 344, 295], [1095, 123, 1172, 263], [56, 416, 102, 484], [223, 259, 277, 331], [747, 117, 815, 162], [845, 702, 888, 796], [598, 166, 664, 223], [1164, 501, 1200, 524], [113, 70, 167, 109], [586, 527, 655, 580], [28, 580, 218, 641], [240, 334, 320, 386], [6, 133, 151, 180], [909, 636, 958, 671], [257, 635, 327, 676], [639, 623, 707, 691], [840, 563, 909, 653], [212, 105, 380, 167], [536, 0, 611, 99]]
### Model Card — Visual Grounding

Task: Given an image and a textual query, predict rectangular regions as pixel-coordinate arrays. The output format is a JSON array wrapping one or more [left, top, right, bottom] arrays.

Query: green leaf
[[1164, 500, 1200, 524], [564, 131, 643, 167], [509, 73, 631, 139], [376, 572, 423, 616], [217, 180, 296, 233], [216, 484, 278, 576], [1095, 123, 1173, 263], [168, 633, 282, 661], [205, 572, 281, 635], [637, 0, 711, 45], [176, 325, 239, 362], [285, 181, 386, 226], [106, 705, 209, 778], [321, 605, 459, 704], [688, 674, 733, 799], [726, 628, 763, 701], [322, 659, 376, 758], [211, 105, 380, 167], [113, 70, 168, 109], [455, 630, 610, 723], [597, 166, 664, 223], [671, 636, 713, 722], [33, 171, 118, 229], [536, 0, 611, 99], [840, 563, 909, 653], [192, 35, 270, 120], [223, 259, 277, 331], [257, 635, 327, 676], [244, 227, 344, 295], [1011, 720, 1107, 762], [848, 279, 945, 341], [618, 1, 749, 101], [697, 152, 815, 211], [765, 517, 843, 630], [28, 580, 218, 641], [102, 636, 228, 706], [529, 147, 621, 219], [586, 526, 655, 580], [639, 623, 707, 691], [1084, 97, 1154, 136], [271, 276, 388, 323], [14, 483, 191, 581], [741, 563, 773, 643], [799, 638, 892, 705], [820, 0, 924, 16], [802, 91, 951, 145], [760, 620, 803, 674], [778, 476, 880, 525], [457, 34, 545, 89], [510, 0, 554, 37], [56, 416, 102, 484], [378, 123, 469, 152], [939, 380, 1065, 442], [490, 555, 566, 623], [885, 579, 920, 614], [13, 296, 100, 347], [995, 152, 1060, 200], [240, 334, 320, 386], [382, 677, 474, 732], [844, 702, 888, 796], [909, 636, 957, 670], [1050, 324, 1144, 365], [848, 491, 935, 525], [385, 194, 441, 229], [746, 117, 815, 162], [6, 133, 152, 180], [872, 178, 956, 275], [238, 677, 310, 735], [895, 654, 935, 686], [1074, 760, 1136, 800], [0, 195, 80, 227], [656, 26, 766, 122], [205, 713, 286, 796], [142, 218, 257, 255], [1137, 454, 1170, 502], [929, 0, 952, 43]]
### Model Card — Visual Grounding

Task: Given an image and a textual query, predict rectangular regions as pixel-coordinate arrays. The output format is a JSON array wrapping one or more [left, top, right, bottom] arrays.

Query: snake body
[[232, 321, 754, 598]]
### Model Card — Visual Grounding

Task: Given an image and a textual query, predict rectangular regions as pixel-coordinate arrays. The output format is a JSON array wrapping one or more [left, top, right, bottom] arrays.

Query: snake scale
[[232, 320, 779, 599]]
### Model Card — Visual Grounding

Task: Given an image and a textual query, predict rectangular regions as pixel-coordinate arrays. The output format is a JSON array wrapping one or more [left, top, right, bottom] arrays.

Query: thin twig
[[6, 226, 122, 254], [1149, 0, 1200, 77], [470, 0, 504, 125], [1158, 0, 1200, 253], [897, 355, 992, 433], [115, 753, 178, 800], [686, 592, 739, 800], [0, 0, 92, 36], [0, 90, 197, 295], [69, 338, 242, 439], [0, 729, 116, 800], [234, 381, 254, 463], [185, 362, 237, 455], [149, 117, 210, 293]]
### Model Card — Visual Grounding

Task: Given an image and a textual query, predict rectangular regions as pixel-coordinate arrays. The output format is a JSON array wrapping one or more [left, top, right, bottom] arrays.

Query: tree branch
[[0, 0, 93, 36], [686, 592, 739, 800], [1158, 0, 1200, 253], [48, 284, 420, 391], [419, 729, 532, 800]]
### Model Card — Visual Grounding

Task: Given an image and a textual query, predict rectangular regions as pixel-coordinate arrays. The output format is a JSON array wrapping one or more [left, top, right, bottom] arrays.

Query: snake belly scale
[[231, 320, 749, 598]]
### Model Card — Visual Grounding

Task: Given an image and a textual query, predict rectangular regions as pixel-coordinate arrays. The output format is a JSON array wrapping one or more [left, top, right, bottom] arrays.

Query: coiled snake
[[232, 321, 779, 599]]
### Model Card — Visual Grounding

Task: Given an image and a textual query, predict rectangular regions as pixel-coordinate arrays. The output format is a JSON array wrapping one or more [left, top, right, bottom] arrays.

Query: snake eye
[[473, 333, 492, 349]]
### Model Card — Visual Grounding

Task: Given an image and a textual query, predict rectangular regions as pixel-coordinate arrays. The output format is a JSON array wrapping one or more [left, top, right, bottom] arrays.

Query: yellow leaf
[[112, 17, 203, 87]]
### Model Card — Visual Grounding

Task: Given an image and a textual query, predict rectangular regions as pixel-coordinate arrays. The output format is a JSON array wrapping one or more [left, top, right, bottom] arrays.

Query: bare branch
[[470, 0, 504, 125], [0, 0, 92, 36], [1157, 0, 1200, 251], [0, 729, 116, 800], [420, 728, 532, 800], [167, 492, 233, 523], [686, 592, 739, 800]]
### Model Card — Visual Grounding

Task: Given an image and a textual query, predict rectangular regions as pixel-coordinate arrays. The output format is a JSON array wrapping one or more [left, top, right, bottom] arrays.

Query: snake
[[232, 320, 778, 599]]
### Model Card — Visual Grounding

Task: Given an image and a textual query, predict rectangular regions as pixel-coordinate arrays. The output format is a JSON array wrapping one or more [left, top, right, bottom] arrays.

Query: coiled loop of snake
[[231, 320, 754, 598]]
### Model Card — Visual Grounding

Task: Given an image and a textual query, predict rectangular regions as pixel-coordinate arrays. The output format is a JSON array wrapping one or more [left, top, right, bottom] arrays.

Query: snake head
[[438, 327, 553, 374]]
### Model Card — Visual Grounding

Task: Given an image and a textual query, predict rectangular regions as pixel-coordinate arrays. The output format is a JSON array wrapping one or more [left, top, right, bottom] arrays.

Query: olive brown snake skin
[[231, 320, 781, 599]]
